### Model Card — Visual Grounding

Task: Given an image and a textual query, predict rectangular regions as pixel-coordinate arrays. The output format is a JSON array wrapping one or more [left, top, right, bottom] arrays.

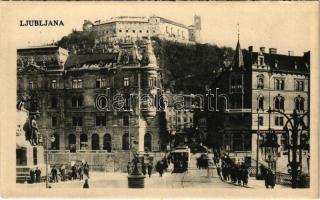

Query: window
[[139, 30, 142, 33], [123, 115, 129, 126], [68, 134, 76, 153], [91, 134, 100, 150], [132, 30, 135, 33], [146, 30, 149, 33], [119, 29, 122, 32], [274, 95, 285, 110], [80, 134, 88, 150], [148, 78, 153, 87], [72, 116, 83, 126], [16, 148, 27, 166], [259, 57, 264, 66], [52, 116, 57, 127], [295, 96, 304, 111], [51, 80, 57, 89], [72, 79, 82, 89], [184, 118, 187, 123], [281, 134, 288, 150], [126, 30, 128, 33], [275, 79, 285, 90], [51, 133, 59, 150], [122, 133, 129, 150], [96, 78, 106, 88], [233, 134, 243, 151], [144, 133, 152, 152], [72, 96, 83, 108], [178, 118, 181, 123], [275, 116, 284, 126], [29, 81, 37, 90], [257, 96, 264, 110], [123, 78, 129, 87], [96, 116, 106, 126], [295, 80, 304, 91], [258, 116, 264, 126], [103, 134, 112, 152], [244, 134, 252, 151], [51, 96, 58, 108], [257, 76, 264, 89]]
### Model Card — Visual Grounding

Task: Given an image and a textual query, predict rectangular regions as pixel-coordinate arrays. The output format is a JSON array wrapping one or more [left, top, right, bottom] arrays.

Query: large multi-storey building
[[83, 15, 201, 43], [207, 38, 310, 173], [17, 40, 165, 171]]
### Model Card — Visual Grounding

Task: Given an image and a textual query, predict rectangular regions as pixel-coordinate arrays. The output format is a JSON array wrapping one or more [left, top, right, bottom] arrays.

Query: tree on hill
[[152, 37, 234, 94]]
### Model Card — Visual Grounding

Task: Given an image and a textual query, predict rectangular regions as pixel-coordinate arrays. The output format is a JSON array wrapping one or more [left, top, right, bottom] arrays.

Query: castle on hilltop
[[82, 15, 201, 44]]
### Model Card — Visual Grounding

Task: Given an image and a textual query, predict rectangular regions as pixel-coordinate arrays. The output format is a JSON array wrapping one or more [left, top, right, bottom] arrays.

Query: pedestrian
[[71, 165, 77, 180], [78, 164, 84, 180], [236, 166, 242, 185], [35, 167, 41, 183], [51, 165, 58, 183], [84, 162, 90, 179], [216, 164, 222, 180], [29, 169, 35, 184], [60, 165, 66, 181], [268, 170, 275, 189], [156, 161, 164, 177], [83, 179, 89, 189], [147, 163, 153, 178], [242, 166, 249, 186], [142, 163, 146, 176]]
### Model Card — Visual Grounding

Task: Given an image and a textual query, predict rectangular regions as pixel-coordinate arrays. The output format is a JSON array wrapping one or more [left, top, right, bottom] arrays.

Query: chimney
[[248, 46, 253, 52], [269, 48, 277, 54], [288, 51, 294, 56], [260, 47, 265, 53]]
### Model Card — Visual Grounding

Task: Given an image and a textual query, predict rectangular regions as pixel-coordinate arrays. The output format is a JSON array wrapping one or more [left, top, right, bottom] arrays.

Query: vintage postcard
[[0, 1, 319, 198]]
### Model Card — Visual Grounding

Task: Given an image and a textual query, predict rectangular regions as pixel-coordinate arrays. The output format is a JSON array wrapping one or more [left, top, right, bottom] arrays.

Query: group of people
[[214, 153, 249, 187], [29, 167, 41, 183], [48, 161, 90, 183]]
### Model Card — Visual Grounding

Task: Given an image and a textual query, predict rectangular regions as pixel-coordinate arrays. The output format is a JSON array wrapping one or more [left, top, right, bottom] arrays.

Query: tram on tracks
[[171, 145, 191, 173]]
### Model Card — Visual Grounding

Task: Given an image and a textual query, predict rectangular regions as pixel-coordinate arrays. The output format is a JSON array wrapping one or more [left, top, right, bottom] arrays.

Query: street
[[18, 154, 289, 189]]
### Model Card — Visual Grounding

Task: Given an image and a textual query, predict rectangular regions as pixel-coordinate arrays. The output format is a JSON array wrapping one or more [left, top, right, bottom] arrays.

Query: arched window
[[257, 74, 265, 89], [103, 134, 112, 152], [51, 133, 60, 150], [274, 95, 285, 110], [91, 134, 100, 150], [144, 133, 152, 152], [257, 96, 264, 110], [295, 96, 304, 111], [68, 134, 76, 153], [122, 133, 129, 150], [80, 133, 88, 150], [233, 134, 243, 151]]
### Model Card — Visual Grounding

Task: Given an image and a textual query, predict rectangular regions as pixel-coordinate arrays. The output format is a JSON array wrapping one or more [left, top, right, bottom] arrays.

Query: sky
[[6, 2, 318, 56]]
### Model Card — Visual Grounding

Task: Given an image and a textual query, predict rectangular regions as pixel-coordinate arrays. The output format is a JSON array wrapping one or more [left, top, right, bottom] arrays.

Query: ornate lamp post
[[260, 131, 279, 172]]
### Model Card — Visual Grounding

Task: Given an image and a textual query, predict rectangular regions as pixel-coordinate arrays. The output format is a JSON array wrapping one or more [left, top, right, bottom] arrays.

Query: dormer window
[[258, 56, 264, 66], [294, 61, 298, 70], [275, 60, 279, 68]]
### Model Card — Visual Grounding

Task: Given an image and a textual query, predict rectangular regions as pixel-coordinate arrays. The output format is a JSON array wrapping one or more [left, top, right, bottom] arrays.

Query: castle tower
[[193, 15, 201, 43]]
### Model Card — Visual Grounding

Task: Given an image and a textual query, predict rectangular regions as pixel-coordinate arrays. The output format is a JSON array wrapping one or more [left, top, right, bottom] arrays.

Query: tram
[[171, 145, 191, 173]]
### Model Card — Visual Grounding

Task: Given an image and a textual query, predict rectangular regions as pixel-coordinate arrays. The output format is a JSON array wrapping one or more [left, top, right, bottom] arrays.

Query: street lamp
[[260, 131, 279, 172], [45, 134, 55, 188]]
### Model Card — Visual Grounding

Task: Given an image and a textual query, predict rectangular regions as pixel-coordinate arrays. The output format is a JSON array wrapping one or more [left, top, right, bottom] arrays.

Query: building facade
[[208, 39, 310, 174], [17, 40, 165, 161], [83, 15, 201, 44]]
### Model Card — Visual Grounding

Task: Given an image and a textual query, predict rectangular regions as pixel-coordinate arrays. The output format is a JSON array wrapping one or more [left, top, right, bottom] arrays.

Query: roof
[[95, 16, 149, 25], [17, 45, 60, 52], [65, 53, 118, 69], [245, 51, 309, 73], [152, 15, 189, 29]]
